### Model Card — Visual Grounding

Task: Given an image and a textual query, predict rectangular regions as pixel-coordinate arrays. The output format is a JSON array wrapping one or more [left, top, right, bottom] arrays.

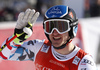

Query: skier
[[0, 5, 96, 70]]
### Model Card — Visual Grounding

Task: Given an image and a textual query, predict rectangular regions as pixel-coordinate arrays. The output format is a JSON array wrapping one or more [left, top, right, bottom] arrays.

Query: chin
[[52, 44, 62, 47]]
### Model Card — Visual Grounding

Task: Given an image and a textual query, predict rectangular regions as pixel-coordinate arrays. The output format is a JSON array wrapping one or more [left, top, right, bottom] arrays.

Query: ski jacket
[[0, 38, 97, 70]]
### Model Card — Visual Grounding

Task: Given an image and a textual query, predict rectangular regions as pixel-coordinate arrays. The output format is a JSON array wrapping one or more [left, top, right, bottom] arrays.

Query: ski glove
[[13, 9, 39, 45]]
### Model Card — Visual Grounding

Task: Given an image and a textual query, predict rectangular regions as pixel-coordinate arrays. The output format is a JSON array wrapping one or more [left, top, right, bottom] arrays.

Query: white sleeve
[[9, 39, 45, 61], [78, 55, 97, 70], [0, 37, 44, 61]]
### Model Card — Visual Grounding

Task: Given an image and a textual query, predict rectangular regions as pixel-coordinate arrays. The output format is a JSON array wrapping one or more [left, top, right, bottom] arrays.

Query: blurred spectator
[[0, 2, 5, 21], [0, 0, 62, 22], [0, 0, 34, 22], [2, 7, 15, 21], [97, 0, 100, 16], [36, 0, 54, 16], [84, 0, 90, 17], [13, 1, 30, 20], [89, 0, 100, 17], [84, 0, 100, 17]]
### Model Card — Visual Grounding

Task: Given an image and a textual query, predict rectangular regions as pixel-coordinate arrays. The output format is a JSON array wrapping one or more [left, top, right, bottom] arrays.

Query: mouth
[[53, 37, 61, 40]]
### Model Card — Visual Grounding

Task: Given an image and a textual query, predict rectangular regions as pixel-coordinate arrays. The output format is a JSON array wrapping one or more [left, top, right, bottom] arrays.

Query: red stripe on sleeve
[[0, 52, 7, 59]]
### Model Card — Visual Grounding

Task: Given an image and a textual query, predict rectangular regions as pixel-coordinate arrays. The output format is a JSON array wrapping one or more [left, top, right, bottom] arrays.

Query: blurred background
[[0, 0, 100, 70], [0, 0, 100, 21]]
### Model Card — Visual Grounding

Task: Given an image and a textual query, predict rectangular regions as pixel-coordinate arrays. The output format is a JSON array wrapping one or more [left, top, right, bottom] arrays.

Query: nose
[[52, 29, 59, 35]]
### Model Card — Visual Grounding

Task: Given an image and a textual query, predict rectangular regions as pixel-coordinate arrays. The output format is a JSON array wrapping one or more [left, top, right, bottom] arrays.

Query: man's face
[[49, 29, 70, 47]]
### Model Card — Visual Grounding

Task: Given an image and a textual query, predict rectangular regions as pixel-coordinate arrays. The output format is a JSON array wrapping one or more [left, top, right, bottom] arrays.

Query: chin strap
[[53, 39, 72, 49]]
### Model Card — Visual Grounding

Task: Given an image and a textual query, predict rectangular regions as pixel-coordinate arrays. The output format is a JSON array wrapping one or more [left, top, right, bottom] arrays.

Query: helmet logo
[[69, 12, 74, 18], [45, 5, 68, 18], [48, 7, 62, 15]]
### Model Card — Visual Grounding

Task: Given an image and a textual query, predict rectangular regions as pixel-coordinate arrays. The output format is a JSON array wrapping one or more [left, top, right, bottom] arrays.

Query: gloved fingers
[[23, 9, 31, 21], [16, 9, 39, 29], [17, 12, 24, 22], [16, 12, 25, 29], [27, 9, 35, 22], [31, 12, 40, 25]]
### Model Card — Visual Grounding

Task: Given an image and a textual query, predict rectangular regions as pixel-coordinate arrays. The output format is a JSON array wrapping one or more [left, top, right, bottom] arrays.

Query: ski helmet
[[43, 5, 78, 49]]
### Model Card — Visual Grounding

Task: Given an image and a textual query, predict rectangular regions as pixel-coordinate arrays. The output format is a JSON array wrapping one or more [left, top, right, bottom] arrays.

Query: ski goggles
[[44, 19, 71, 34]]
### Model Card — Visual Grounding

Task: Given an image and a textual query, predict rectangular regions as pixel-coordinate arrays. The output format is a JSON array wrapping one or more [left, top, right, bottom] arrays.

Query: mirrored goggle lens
[[44, 19, 70, 34]]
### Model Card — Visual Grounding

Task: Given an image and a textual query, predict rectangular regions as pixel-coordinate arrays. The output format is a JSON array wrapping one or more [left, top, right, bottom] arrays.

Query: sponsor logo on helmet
[[45, 5, 68, 18], [69, 12, 74, 18]]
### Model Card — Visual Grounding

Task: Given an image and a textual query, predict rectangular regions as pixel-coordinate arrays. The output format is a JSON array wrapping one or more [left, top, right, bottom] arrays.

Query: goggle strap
[[70, 20, 78, 27]]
